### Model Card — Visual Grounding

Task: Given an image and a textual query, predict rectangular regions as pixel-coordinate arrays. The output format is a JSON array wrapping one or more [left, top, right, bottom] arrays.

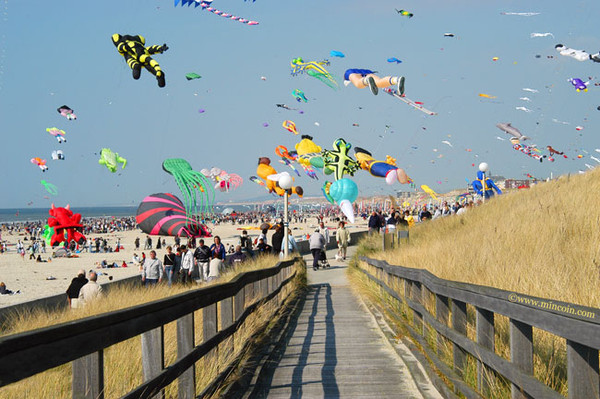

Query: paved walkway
[[247, 246, 442, 399]]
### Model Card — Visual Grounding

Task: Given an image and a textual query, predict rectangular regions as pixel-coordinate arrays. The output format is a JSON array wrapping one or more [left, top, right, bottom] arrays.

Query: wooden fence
[[0, 257, 302, 399], [358, 255, 600, 399]]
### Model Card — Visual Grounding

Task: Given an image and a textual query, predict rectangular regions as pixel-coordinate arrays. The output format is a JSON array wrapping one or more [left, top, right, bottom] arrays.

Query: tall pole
[[482, 171, 487, 203], [283, 190, 289, 258]]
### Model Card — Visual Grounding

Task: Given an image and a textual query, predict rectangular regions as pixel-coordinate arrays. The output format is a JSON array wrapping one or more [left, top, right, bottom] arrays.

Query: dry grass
[[347, 168, 600, 398], [373, 169, 600, 308], [0, 254, 305, 398]]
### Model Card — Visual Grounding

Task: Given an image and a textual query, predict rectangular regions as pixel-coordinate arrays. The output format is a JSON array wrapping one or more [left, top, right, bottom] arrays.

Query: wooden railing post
[[436, 294, 450, 355], [567, 340, 599, 399], [141, 326, 164, 399], [452, 299, 467, 377], [476, 307, 495, 396], [411, 281, 423, 335], [509, 319, 533, 399], [177, 313, 195, 399], [72, 350, 104, 399], [220, 297, 234, 365], [234, 286, 245, 322]]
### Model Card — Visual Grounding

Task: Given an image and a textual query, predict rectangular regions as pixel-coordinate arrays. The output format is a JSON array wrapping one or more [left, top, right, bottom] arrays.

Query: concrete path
[[247, 246, 442, 399]]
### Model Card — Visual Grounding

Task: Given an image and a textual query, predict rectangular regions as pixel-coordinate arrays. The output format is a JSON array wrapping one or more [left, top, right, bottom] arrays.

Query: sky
[[1, 0, 600, 208]]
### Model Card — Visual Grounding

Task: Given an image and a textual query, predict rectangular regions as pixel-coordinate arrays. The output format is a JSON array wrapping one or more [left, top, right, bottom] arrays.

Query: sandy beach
[[0, 217, 368, 307]]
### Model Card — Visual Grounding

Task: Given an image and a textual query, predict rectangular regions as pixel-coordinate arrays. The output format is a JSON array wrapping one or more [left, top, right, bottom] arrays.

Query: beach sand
[[0, 218, 367, 307]]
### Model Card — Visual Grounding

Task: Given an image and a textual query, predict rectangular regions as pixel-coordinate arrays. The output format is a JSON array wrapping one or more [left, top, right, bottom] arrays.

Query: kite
[[547, 146, 568, 159], [282, 120, 299, 135], [249, 176, 270, 192], [513, 143, 543, 162], [292, 89, 308, 103], [442, 140, 453, 148], [99, 148, 127, 173], [345, 69, 405, 95], [31, 157, 48, 172], [576, 126, 584, 131], [479, 93, 497, 99], [41, 225, 54, 246], [395, 9, 413, 18], [185, 73, 201, 80], [552, 118, 569, 125], [322, 138, 360, 181], [516, 106, 533, 113], [354, 147, 409, 185], [279, 158, 301, 177], [519, 97, 531, 102], [174, 0, 259, 26], [569, 78, 589, 92], [530, 32, 554, 38], [47, 204, 86, 247], [444, 33, 455, 37], [591, 156, 600, 163], [387, 57, 402, 63], [163, 158, 214, 215], [201, 167, 243, 192], [262, 123, 269, 127], [522, 88, 538, 93], [111, 34, 168, 87], [276, 103, 295, 110], [555, 44, 590, 62], [330, 51, 345, 58], [46, 127, 66, 143], [496, 123, 529, 141], [492, 57, 499, 61], [41, 180, 58, 196], [136, 193, 211, 238], [383, 88, 437, 115], [51, 150, 64, 161], [291, 57, 338, 89], [328, 178, 358, 223], [57, 105, 76, 120], [421, 185, 438, 200], [500, 12, 540, 16], [275, 145, 297, 161], [472, 171, 502, 198], [256, 157, 303, 197], [295, 134, 324, 170]]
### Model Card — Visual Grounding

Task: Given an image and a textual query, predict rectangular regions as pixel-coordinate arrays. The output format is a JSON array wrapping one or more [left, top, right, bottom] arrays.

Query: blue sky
[[1, 0, 599, 208]]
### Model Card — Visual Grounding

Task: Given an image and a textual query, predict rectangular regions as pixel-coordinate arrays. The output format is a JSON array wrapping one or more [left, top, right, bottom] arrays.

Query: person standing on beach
[[239, 230, 254, 258], [78, 271, 103, 306], [210, 236, 226, 261], [163, 246, 176, 286], [309, 229, 326, 271], [368, 211, 380, 234], [66, 269, 88, 309], [135, 237, 140, 250], [142, 250, 163, 286], [194, 239, 211, 281], [180, 245, 194, 284], [272, 224, 284, 255]]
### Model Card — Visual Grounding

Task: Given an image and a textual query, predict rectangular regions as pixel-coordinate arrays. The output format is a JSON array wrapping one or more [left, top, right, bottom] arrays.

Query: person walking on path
[[163, 246, 176, 286], [336, 221, 350, 261], [194, 239, 211, 281], [180, 245, 194, 284], [309, 229, 326, 271], [142, 250, 163, 286]]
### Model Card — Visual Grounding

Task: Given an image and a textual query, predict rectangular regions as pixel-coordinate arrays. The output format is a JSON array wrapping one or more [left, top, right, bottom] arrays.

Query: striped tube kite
[[290, 57, 338, 89], [136, 193, 211, 237], [175, 0, 259, 26]]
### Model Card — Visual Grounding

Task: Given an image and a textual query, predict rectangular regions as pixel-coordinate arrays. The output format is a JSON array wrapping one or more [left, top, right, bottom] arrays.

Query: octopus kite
[[111, 34, 168, 87], [41, 180, 58, 196], [163, 158, 214, 215]]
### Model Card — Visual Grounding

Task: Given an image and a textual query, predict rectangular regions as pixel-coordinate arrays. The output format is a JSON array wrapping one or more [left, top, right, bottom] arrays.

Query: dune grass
[[0, 254, 306, 398], [347, 170, 600, 397]]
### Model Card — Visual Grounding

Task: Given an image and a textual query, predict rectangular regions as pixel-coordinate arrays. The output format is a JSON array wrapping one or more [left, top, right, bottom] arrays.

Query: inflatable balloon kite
[[472, 171, 502, 198], [330, 50, 345, 58], [31, 157, 48, 172], [111, 34, 168, 88], [99, 148, 127, 173], [249, 175, 271, 193], [201, 167, 243, 192], [256, 157, 303, 197], [291, 57, 338, 89], [513, 143, 543, 162], [41, 225, 54, 246], [326, 178, 358, 223], [136, 193, 211, 238], [395, 9, 413, 18], [420, 185, 438, 200], [185, 72, 201, 80], [282, 120, 299, 135], [163, 158, 214, 215], [547, 146, 568, 160], [277, 144, 317, 179], [354, 147, 409, 185], [51, 150, 65, 160], [41, 180, 58, 196], [387, 57, 402, 63], [47, 204, 86, 247], [322, 138, 360, 181], [57, 105, 76, 120], [47, 127, 66, 143], [496, 123, 529, 141], [279, 157, 300, 177], [292, 89, 308, 103], [569, 78, 589, 92], [555, 44, 592, 62], [175, 0, 259, 26]]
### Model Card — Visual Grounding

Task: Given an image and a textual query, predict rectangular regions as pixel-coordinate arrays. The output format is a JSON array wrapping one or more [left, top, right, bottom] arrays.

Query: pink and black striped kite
[[136, 193, 211, 238], [174, 0, 259, 26]]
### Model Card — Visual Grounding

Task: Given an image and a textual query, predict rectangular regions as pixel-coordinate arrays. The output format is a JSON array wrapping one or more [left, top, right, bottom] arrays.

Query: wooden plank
[[436, 294, 450, 356], [72, 350, 104, 399], [219, 297, 234, 368], [234, 286, 245, 322], [567, 340, 599, 399], [452, 299, 468, 377], [141, 327, 164, 399], [411, 281, 423, 335], [176, 314, 195, 399], [510, 319, 533, 399], [203, 304, 217, 341], [476, 307, 495, 395]]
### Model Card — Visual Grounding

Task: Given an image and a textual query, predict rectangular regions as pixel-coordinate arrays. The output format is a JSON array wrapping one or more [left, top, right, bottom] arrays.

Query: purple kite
[[136, 193, 211, 237]]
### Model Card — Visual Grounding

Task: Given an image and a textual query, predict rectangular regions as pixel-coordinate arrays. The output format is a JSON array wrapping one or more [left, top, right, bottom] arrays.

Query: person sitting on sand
[[36, 255, 47, 263], [0, 282, 19, 295]]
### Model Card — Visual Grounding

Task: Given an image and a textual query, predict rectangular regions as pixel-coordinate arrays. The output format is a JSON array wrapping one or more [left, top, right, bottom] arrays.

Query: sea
[[0, 204, 291, 223]]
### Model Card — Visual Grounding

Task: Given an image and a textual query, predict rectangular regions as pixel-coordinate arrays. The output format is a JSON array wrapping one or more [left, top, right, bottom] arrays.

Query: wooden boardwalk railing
[[358, 255, 600, 399], [0, 257, 302, 399]]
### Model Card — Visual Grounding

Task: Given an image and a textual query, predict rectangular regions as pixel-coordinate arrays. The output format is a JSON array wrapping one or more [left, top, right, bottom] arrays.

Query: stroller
[[318, 249, 330, 269]]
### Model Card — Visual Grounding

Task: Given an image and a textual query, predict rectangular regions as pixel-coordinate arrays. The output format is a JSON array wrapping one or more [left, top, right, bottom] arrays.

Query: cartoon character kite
[[57, 105, 76, 120], [111, 34, 169, 87], [354, 147, 409, 185], [47, 204, 86, 247], [47, 127, 66, 143], [256, 157, 303, 197], [31, 157, 48, 172], [99, 148, 127, 173], [344, 69, 405, 96]]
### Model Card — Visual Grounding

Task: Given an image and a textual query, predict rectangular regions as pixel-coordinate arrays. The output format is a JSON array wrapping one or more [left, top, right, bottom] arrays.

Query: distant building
[[504, 179, 530, 189]]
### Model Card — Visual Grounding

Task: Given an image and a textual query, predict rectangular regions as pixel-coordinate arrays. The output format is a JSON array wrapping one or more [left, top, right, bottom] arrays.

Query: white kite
[[519, 97, 531, 102], [516, 106, 533, 113], [501, 12, 540, 16], [530, 32, 554, 38], [555, 44, 590, 62], [442, 140, 453, 148], [522, 88, 538, 93]]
